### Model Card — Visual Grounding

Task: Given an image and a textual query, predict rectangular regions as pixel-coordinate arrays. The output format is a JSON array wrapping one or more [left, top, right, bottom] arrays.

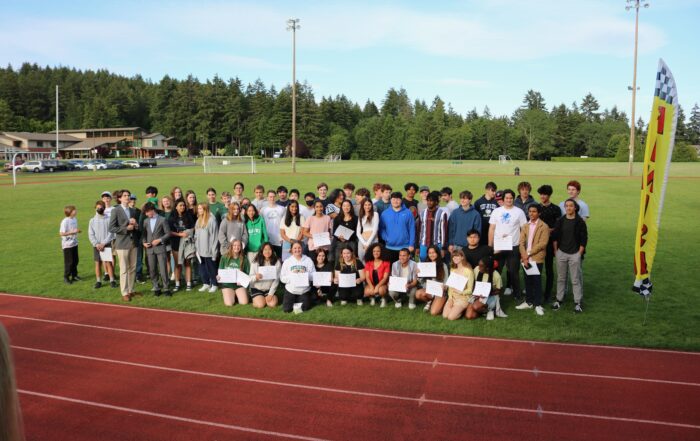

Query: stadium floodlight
[[287, 18, 301, 173], [626, 0, 649, 177]]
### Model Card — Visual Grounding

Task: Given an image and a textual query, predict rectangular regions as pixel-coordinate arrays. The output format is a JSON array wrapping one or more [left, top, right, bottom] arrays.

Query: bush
[[550, 157, 616, 162], [613, 133, 644, 162], [672, 142, 698, 162]]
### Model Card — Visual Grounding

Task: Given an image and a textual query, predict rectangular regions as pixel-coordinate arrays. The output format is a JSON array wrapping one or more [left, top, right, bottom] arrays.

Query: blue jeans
[[198, 257, 217, 286]]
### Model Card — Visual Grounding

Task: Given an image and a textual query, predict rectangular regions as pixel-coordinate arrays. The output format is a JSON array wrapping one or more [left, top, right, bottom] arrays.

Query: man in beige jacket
[[516, 204, 550, 315]]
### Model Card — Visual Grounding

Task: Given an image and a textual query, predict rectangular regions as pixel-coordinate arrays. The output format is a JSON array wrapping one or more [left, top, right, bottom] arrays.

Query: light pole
[[287, 18, 300, 173], [626, 0, 649, 177], [55, 85, 59, 158]]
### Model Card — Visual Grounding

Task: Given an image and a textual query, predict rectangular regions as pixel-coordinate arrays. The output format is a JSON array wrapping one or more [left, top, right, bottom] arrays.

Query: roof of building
[[142, 132, 164, 139], [60, 137, 127, 151], [52, 127, 144, 134], [1, 132, 81, 142]]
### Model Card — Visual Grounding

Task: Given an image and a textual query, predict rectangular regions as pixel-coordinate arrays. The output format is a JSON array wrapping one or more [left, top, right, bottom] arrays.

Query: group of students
[[60, 178, 588, 318]]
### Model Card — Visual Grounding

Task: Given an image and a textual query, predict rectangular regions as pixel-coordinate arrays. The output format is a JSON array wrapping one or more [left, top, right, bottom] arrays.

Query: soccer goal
[[498, 155, 512, 165], [202, 156, 256, 174], [325, 154, 342, 162]]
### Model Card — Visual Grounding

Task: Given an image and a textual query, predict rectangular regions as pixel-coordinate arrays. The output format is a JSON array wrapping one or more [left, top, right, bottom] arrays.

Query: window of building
[[37, 141, 44, 147]]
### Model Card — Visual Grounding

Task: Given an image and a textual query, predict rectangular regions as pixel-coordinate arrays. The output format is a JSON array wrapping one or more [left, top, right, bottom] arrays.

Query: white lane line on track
[[18, 389, 330, 441], [3, 313, 698, 388], [15, 346, 700, 431], [1, 292, 697, 355]]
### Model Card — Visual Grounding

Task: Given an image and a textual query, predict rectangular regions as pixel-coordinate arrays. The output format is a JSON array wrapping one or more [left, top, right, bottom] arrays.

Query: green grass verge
[[1, 160, 699, 351]]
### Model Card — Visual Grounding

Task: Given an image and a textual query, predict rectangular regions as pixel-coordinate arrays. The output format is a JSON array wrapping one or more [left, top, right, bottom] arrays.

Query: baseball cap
[[101, 191, 112, 198], [495, 191, 504, 201], [419, 185, 430, 192], [130, 195, 137, 200]]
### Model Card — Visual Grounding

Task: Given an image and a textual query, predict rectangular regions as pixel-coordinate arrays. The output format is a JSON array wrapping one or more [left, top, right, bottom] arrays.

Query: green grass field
[[1, 160, 699, 350]]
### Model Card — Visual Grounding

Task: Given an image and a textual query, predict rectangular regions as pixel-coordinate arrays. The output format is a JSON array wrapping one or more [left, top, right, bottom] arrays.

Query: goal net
[[202, 156, 256, 174], [325, 154, 342, 162], [498, 155, 512, 165]]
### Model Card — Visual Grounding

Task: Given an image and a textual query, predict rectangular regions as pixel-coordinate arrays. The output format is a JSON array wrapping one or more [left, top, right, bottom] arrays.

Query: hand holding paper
[[389, 276, 408, 293]]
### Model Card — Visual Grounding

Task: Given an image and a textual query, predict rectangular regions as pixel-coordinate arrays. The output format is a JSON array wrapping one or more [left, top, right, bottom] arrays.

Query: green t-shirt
[[209, 202, 226, 223], [218, 255, 249, 289]]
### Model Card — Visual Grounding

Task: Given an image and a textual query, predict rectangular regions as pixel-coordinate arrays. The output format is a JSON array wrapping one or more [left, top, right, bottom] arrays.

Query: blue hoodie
[[379, 205, 416, 250], [447, 205, 482, 248]]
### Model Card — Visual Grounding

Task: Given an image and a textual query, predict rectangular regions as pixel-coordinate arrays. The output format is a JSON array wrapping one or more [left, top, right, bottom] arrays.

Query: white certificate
[[312, 232, 331, 247], [99, 249, 113, 262], [289, 272, 310, 288], [235, 269, 251, 288], [313, 271, 332, 287], [417, 262, 436, 278], [338, 273, 356, 288], [446, 272, 468, 292], [473, 281, 491, 298], [522, 261, 541, 276], [425, 280, 444, 297], [494, 235, 513, 251], [388, 276, 408, 293], [218, 268, 238, 283], [258, 265, 278, 280], [334, 225, 354, 240]]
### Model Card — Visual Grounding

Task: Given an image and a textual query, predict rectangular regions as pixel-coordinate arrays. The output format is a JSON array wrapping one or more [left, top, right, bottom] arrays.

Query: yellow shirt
[[447, 265, 475, 303]]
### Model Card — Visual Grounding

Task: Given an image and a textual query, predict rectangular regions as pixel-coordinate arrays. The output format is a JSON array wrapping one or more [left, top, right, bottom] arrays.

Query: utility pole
[[626, 0, 649, 176], [55, 85, 59, 158], [287, 18, 300, 173]]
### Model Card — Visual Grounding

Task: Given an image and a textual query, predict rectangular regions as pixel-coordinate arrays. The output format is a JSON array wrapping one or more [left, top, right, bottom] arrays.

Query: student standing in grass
[[552, 199, 588, 313], [559, 180, 589, 221], [302, 200, 332, 259], [474, 181, 498, 245], [353, 187, 370, 217], [414, 245, 449, 316], [195, 203, 219, 293], [379, 192, 416, 263], [260, 190, 286, 257], [402, 182, 419, 218], [217, 239, 249, 306], [276, 185, 290, 208], [141, 202, 171, 296], [514, 181, 537, 219], [232, 182, 245, 204], [331, 200, 358, 262], [218, 202, 248, 256], [159, 195, 174, 220], [244, 204, 268, 263], [299, 192, 316, 220], [374, 184, 392, 214], [88, 200, 116, 289], [169, 198, 196, 291], [280, 241, 315, 313], [316, 182, 330, 208], [324, 188, 344, 219], [418, 191, 449, 260], [362, 243, 390, 307], [206, 187, 226, 224], [447, 190, 481, 256], [440, 187, 459, 218], [417, 185, 430, 213], [185, 190, 198, 217], [516, 204, 549, 316], [442, 250, 475, 320], [463, 229, 492, 270], [280, 200, 304, 260], [334, 246, 366, 306], [59, 204, 80, 285], [248, 242, 280, 309], [488, 189, 527, 300], [357, 198, 379, 261], [109, 190, 139, 301], [251, 184, 265, 212], [170, 187, 183, 204], [537, 184, 562, 302]]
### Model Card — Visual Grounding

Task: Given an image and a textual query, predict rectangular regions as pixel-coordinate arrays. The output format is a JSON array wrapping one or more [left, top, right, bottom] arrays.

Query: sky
[[1, 0, 698, 121]]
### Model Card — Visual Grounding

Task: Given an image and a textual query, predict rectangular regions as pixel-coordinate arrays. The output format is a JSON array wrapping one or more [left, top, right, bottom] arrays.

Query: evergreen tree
[[688, 103, 700, 144], [522, 90, 546, 111], [580, 93, 600, 122]]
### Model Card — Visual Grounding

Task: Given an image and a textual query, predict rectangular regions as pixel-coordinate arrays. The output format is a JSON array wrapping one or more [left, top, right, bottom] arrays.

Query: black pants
[[543, 240, 555, 301], [337, 285, 362, 302], [63, 246, 79, 279], [282, 289, 312, 313], [524, 263, 544, 306], [387, 248, 401, 264], [496, 246, 521, 298]]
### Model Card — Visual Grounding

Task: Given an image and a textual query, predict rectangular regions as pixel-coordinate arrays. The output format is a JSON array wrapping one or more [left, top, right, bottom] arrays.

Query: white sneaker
[[504, 288, 513, 296], [496, 309, 508, 318], [326, 299, 333, 307], [486, 310, 495, 321], [395, 301, 402, 309], [370, 297, 376, 306], [198, 284, 210, 292], [340, 300, 348, 306], [170, 273, 175, 281], [380, 298, 387, 308], [208, 285, 218, 293], [515, 301, 533, 310], [357, 299, 363, 306], [535, 306, 544, 316], [408, 302, 416, 310], [423, 300, 432, 311]]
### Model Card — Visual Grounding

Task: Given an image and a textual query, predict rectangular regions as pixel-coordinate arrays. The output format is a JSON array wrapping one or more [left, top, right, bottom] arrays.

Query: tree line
[[0, 63, 698, 160]]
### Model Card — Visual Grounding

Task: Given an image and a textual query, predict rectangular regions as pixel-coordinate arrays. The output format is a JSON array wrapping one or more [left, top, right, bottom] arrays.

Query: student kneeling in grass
[[334, 246, 365, 306], [414, 245, 449, 316], [388, 248, 418, 309], [280, 241, 315, 313], [218, 239, 249, 306], [442, 250, 475, 320], [248, 242, 281, 309], [471, 256, 507, 321]]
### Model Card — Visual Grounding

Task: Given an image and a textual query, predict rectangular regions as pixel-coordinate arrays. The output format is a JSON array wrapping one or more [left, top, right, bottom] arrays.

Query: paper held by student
[[235, 270, 251, 288], [258, 265, 277, 280], [417, 262, 436, 278], [425, 280, 444, 297], [338, 273, 356, 288], [313, 271, 332, 287], [445, 272, 468, 292], [494, 234, 513, 251], [218, 268, 238, 283], [99, 249, 113, 263], [388, 276, 408, 293], [522, 261, 540, 276], [290, 272, 310, 287], [472, 281, 491, 298], [334, 225, 354, 240], [312, 232, 331, 247]]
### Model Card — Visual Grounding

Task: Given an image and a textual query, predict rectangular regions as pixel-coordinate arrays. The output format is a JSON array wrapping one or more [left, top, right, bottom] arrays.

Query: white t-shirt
[[445, 200, 459, 217], [260, 204, 286, 245], [489, 206, 527, 246], [559, 198, 590, 219], [281, 215, 305, 243], [60, 217, 78, 249], [299, 204, 314, 220]]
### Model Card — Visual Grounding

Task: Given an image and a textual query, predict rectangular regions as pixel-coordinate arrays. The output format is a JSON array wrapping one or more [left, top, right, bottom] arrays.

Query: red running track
[[1, 293, 699, 440]]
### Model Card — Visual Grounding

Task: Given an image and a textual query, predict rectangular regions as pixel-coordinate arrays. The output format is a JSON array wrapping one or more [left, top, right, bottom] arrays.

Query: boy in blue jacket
[[379, 192, 416, 263]]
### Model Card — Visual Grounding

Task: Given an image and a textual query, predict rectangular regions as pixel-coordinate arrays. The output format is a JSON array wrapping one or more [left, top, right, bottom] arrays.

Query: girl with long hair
[[280, 200, 304, 259], [442, 249, 475, 320], [217, 239, 249, 306], [302, 200, 332, 259], [244, 203, 268, 263], [313, 248, 336, 307], [331, 199, 358, 263], [362, 243, 390, 307], [195, 203, 219, 293], [185, 190, 198, 217], [415, 245, 449, 316], [169, 198, 196, 291], [249, 242, 280, 309], [335, 245, 365, 306], [218, 202, 248, 255], [357, 198, 379, 261]]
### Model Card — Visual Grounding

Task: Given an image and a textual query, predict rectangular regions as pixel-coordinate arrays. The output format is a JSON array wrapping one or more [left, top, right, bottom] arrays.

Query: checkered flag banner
[[633, 59, 679, 299]]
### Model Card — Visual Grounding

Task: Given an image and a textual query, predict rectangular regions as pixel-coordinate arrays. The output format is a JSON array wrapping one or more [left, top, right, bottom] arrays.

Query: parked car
[[155, 154, 168, 159], [138, 158, 158, 168], [3, 159, 24, 172], [22, 160, 46, 173], [123, 160, 140, 168], [85, 161, 107, 170], [107, 161, 125, 169], [68, 160, 87, 170]]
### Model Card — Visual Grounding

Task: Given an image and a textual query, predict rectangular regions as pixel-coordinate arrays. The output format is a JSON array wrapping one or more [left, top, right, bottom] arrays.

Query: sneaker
[[357, 299, 363, 306], [154, 290, 162, 297], [486, 310, 495, 321], [326, 299, 333, 307], [208, 285, 218, 293], [340, 300, 347, 306], [515, 301, 533, 310], [495, 309, 508, 318], [164, 290, 172, 297], [64, 277, 72, 285], [370, 297, 376, 306], [395, 301, 402, 309], [170, 273, 175, 281], [574, 303, 583, 314], [535, 306, 544, 316], [110, 280, 118, 288], [380, 298, 387, 308], [186, 284, 193, 292], [198, 284, 210, 292], [173, 284, 180, 292], [103, 273, 109, 282], [423, 300, 433, 312], [504, 288, 513, 296], [408, 302, 416, 310], [551, 301, 561, 311], [93, 281, 102, 289], [72, 275, 82, 282]]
